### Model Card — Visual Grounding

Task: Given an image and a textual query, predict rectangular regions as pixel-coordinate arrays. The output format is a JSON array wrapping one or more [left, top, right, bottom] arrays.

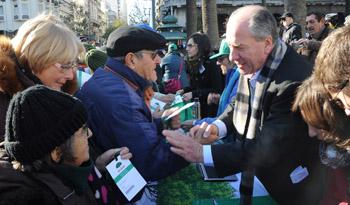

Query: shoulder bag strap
[[177, 61, 183, 80]]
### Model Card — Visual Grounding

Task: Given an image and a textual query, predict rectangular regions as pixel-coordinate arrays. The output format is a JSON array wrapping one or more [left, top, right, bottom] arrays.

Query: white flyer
[[106, 155, 146, 201], [150, 98, 167, 113]]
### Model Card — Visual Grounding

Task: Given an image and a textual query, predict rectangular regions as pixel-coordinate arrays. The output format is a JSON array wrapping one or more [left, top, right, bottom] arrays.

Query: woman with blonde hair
[[0, 14, 83, 141]]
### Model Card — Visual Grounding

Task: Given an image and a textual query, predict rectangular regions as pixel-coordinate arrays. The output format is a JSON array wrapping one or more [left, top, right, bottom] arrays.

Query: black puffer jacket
[[0, 149, 96, 205]]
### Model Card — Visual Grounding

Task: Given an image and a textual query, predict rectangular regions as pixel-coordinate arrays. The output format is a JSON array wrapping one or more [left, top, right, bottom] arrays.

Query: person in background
[[0, 85, 132, 205], [76, 26, 188, 184], [163, 5, 327, 205], [292, 77, 350, 205], [296, 12, 331, 65], [325, 12, 345, 29], [0, 14, 82, 141], [190, 39, 239, 126], [313, 25, 350, 117], [76, 49, 108, 88], [280, 12, 302, 45], [85, 49, 108, 73], [179, 32, 224, 118], [161, 43, 189, 94]]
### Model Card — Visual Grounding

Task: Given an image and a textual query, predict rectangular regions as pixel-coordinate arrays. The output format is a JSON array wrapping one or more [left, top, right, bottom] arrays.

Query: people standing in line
[[76, 26, 188, 184], [163, 5, 327, 205], [85, 49, 108, 73], [0, 14, 133, 204], [191, 39, 240, 126], [179, 32, 224, 118], [280, 12, 302, 45], [0, 85, 132, 205], [296, 12, 331, 65], [161, 43, 189, 94]]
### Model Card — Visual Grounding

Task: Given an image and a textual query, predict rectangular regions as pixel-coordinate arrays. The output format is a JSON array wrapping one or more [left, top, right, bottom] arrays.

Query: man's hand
[[162, 130, 204, 163], [95, 147, 132, 171], [158, 93, 175, 104], [152, 106, 164, 119], [182, 92, 192, 102], [207, 93, 220, 105], [162, 107, 181, 129], [190, 122, 219, 144], [295, 38, 309, 48]]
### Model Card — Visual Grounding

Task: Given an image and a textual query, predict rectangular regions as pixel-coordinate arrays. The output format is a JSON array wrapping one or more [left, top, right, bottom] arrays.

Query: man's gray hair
[[232, 6, 278, 43]]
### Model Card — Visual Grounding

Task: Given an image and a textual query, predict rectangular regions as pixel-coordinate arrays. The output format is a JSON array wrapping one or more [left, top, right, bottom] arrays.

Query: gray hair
[[345, 15, 350, 26], [231, 6, 278, 43]]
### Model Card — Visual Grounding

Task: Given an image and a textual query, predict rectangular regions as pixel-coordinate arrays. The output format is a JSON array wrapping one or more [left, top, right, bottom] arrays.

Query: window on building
[[0, 5, 4, 21], [14, 4, 19, 20], [38, 0, 44, 12], [21, 1, 29, 19]]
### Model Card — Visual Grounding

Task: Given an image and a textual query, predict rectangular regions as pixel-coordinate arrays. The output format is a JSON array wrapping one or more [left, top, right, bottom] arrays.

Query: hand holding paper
[[189, 122, 219, 144]]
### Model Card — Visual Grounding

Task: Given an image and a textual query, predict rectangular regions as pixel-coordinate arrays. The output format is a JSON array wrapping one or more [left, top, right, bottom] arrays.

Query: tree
[[186, 0, 197, 37], [129, 1, 149, 25], [202, 0, 220, 49], [103, 19, 126, 39], [62, 2, 89, 36], [284, 0, 307, 36]]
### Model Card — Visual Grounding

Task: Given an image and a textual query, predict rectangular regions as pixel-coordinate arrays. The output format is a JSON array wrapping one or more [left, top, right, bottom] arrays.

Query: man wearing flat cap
[[280, 12, 302, 45], [76, 26, 188, 184]]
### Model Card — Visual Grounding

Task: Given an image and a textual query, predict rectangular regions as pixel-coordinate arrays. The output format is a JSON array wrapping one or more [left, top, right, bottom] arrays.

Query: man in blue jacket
[[76, 26, 188, 182]]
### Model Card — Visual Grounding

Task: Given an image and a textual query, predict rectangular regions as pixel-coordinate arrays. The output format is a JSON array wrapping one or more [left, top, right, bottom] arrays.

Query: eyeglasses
[[186, 43, 197, 48], [327, 80, 349, 109], [136, 50, 158, 60], [217, 55, 228, 63], [54, 62, 77, 72]]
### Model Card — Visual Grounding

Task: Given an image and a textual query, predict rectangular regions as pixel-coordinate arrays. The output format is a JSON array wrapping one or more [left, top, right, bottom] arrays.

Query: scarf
[[52, 160, 93, 194], [233, 39, 287, 140], [234, 40, 287, 205]]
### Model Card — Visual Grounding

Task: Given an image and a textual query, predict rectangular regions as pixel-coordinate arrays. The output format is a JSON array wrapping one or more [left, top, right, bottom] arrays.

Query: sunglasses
[[136, 50, 158, 60], [186, 43, 197, 48], [327, 80, 349, 109]]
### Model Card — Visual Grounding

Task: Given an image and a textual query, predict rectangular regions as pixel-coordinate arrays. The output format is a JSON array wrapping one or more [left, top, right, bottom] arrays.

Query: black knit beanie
[[4, 85, 87, 164]]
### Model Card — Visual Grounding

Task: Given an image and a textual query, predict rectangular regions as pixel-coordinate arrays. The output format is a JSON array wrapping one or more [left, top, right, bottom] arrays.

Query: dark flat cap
[[281, 12, 293, 19], [106, 26, 166, 57]]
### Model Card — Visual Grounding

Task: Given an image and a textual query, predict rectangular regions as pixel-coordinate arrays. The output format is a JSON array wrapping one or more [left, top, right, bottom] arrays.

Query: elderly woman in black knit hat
[[0, 85, 132, 205]]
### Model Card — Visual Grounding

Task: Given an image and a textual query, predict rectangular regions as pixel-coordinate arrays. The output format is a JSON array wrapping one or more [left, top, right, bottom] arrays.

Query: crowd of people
[[0, 4, 350, 205]]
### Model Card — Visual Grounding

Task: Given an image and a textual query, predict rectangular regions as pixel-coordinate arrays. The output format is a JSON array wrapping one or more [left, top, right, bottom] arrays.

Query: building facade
[[158, 0, 345, 35], [0, 0, 107, 42], [0, 0, 59, 35]]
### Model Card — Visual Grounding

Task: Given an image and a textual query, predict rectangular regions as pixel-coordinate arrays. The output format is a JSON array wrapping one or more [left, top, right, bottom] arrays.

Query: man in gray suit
[[163, 5, 326, 205]]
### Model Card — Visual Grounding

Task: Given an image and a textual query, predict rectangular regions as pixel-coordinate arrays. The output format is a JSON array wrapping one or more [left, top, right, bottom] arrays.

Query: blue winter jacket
[[76, 58, 188, 181]]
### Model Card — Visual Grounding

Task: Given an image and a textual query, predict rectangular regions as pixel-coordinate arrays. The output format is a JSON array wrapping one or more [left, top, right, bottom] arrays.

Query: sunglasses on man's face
[[136, 50, 158, 60]]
